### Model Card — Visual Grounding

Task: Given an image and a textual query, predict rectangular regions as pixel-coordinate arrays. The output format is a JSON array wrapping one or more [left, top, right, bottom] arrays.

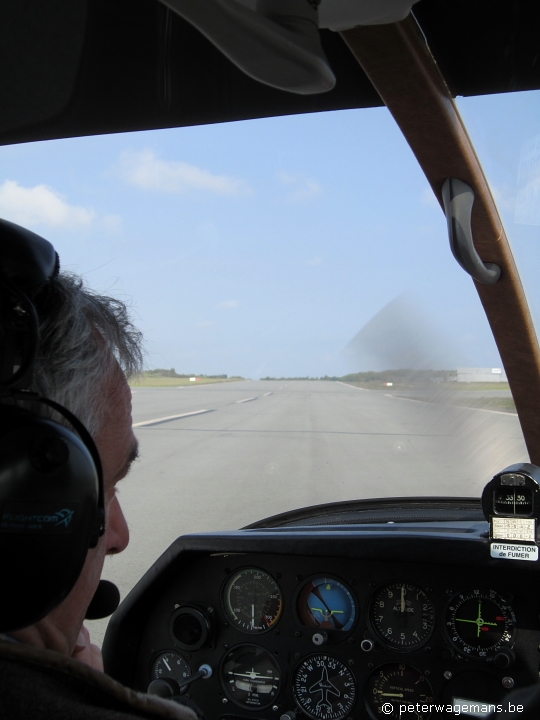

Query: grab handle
[[441, 177, 501, 285]]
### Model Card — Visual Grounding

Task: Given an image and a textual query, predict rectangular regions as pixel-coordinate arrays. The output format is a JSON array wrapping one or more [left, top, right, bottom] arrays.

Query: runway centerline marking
[[133, 409, 213, 427], [263, 392, 273, 396], [236, 397, 257, 403]]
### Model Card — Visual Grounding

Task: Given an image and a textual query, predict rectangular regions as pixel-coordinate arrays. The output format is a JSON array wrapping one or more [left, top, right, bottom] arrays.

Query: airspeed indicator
[[223, 568, 282, 634]]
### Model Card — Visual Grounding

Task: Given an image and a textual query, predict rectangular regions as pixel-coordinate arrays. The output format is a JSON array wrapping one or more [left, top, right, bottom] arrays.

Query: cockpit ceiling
[[1, 0, 539, 146]]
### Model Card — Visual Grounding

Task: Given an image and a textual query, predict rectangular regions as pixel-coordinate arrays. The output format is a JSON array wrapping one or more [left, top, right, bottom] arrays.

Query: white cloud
[[119, 150, 251, 196], [421, 187, 439, 207], [515, 136, 540, 226], [0, 180, 95, 229], [308, 257, 322, 266], [515, 176, 540, 226], [99, 213, 123, 235], [278, 172, 322, 201], [488, 182, 516, 215], [216, 300, 239, 309], [415, 224, 436, 235]]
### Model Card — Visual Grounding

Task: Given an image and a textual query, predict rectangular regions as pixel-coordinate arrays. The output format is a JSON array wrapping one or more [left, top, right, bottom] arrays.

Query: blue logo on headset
[[53, 509, 75, 527], [0, 506, 76, 533]]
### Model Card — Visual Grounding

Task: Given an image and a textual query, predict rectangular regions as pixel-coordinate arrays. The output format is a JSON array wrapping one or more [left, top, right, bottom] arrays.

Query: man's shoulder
[[0, 639, 199, 720]]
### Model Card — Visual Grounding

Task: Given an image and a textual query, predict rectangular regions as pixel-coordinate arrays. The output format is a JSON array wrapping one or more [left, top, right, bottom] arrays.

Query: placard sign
[[482, 463, 540, 558]]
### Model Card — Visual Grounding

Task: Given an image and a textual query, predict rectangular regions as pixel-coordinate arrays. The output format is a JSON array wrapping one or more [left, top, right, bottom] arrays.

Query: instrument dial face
[[445, 589, 516, 658], [293, 654, 356, 720], [152, 651, 191, 694], [364, 663, 433, 720], [297, 577, 356, 632], [223, 568, 283, 634], [369, 582, 435, 650], [220, 644, 281, 709]]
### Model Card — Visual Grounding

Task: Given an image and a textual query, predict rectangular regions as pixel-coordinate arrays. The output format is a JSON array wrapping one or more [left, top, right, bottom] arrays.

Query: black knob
[[312, 631, 328, 646], [280, 711, 297, 720], [494, 649, 515, 668], [147, 678, 181, 698]]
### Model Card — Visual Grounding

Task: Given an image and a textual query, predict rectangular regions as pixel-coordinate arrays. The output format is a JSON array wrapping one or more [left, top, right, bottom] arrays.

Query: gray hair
[[28, 272, 144, 437]]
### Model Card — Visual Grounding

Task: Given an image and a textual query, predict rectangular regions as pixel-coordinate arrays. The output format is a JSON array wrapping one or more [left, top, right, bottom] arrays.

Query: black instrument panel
[[129, 549, 540, 720]]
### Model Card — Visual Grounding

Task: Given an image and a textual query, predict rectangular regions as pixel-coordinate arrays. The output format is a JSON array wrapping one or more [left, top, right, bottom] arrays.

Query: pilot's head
[[7, 270, 143, 663]]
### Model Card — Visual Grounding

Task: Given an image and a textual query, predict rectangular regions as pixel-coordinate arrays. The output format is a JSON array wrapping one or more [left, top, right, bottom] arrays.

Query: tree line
[[144, 368, 228, 379], [261, 370, 455, 383]]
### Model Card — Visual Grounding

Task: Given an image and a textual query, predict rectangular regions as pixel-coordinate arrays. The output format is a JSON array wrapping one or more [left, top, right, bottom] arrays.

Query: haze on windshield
[[0, 94, 534, 641], [0, 94, 530, 536], [0, 105, 504, 376]]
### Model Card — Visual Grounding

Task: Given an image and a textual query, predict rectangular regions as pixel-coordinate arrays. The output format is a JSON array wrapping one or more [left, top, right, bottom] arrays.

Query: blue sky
[[0, 90, 538, 378]]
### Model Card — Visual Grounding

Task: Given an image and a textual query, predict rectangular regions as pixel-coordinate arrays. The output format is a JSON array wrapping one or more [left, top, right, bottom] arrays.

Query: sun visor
[[158, 0, 336, 95], [320, 0, 419, 29], [233, 0, 419, 30]]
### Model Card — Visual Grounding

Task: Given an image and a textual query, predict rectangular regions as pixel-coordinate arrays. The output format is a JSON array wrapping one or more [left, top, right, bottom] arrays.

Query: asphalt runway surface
[[89, 379, 527, 644]]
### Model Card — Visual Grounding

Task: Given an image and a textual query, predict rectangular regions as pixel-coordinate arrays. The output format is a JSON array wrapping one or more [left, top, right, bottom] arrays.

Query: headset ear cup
[[0, 414, 100, 632], [0, 225, 104, 630]]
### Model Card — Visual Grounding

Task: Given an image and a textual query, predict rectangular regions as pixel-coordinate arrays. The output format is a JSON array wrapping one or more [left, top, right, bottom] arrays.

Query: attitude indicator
[[297, 577, 356, 632]]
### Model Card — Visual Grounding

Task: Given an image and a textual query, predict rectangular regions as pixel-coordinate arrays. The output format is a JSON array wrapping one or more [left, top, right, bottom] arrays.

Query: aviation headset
[[0, 218, 104, 633]]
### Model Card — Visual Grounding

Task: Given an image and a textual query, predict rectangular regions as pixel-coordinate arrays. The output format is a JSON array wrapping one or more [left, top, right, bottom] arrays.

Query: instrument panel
[[129, 551, 540, 720]]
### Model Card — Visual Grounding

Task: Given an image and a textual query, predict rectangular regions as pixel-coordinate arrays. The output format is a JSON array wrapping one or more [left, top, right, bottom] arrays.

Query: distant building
[[457, 367, 507, 383]]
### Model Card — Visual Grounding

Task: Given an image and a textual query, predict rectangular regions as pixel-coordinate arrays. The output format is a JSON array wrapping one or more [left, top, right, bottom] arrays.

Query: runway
[[90, 379, 527, 644]]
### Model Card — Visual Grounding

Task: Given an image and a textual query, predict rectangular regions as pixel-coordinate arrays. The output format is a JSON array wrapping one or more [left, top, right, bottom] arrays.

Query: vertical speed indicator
[[364, 664, 433, 720], [223, 568, 283, 634]]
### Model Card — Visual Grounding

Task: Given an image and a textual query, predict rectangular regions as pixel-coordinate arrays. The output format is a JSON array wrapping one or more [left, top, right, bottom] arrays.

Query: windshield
[[456, 90, 540, 336], [0, 97, 531, 639]]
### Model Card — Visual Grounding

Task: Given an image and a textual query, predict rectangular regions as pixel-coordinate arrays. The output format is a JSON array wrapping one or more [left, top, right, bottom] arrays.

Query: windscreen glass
[[456, 90, 540, 341], [0, 102, 528, 635]]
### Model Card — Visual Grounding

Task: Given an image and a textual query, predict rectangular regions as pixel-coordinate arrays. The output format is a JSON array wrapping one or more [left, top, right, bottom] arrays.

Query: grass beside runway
[[345, 381, 510, 391], [344, 381, 515, 413], [129, 376, 244, 388], [449, 396, 516, 413]]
